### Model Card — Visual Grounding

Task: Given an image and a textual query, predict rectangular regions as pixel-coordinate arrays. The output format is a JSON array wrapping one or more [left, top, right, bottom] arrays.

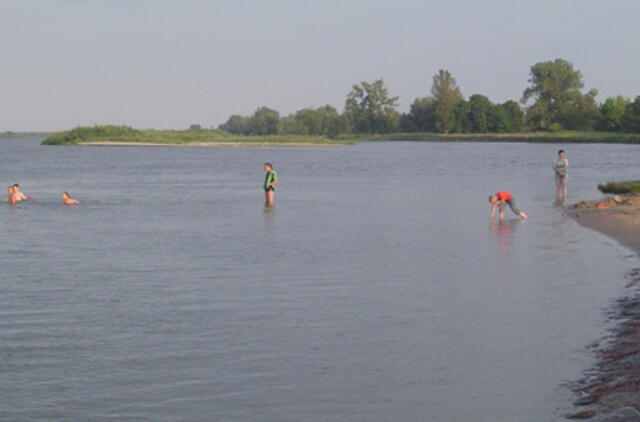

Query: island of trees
[[43, 58, 640, 145]]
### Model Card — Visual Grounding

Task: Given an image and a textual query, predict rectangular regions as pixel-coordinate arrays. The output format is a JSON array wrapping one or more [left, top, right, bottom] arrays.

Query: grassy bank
[[341, 131, 640, 144], [598, 181, 640, 194], [42, 125, 352, 146]]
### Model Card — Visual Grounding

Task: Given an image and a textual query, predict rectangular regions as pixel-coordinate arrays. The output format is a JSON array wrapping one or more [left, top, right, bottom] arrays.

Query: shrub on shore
[[598, 181, 640, 194]]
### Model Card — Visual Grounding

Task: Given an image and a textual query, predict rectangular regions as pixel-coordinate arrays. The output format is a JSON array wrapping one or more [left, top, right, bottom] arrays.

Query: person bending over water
[[489, 191, 528, 221], [263, 162, 277, 207], [61, 191, 79, 205], [553, 149, 569, 201]]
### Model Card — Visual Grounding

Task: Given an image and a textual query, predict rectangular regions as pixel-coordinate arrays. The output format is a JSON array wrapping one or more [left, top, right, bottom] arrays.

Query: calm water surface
[[1, 138, 639, 421]]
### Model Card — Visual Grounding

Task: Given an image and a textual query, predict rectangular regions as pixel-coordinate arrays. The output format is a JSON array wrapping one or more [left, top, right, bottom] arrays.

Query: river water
[[1, 137, 639, 421]]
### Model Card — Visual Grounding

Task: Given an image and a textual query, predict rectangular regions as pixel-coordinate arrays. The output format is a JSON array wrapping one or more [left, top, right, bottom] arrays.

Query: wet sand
[[566, 195, 640, 420]]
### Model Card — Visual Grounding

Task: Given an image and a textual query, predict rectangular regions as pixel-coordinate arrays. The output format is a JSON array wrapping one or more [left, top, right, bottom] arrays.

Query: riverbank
[[343, 131, 640, 144], [565, 195, 640, 420]]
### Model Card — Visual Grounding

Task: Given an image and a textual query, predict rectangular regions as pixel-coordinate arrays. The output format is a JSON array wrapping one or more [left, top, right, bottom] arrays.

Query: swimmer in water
[[9, 184, 31, 203], [263, 162, 277, 207], [61, 191, 79, 205], [489, 191, 528, 221], [7, 185, 16, 204]]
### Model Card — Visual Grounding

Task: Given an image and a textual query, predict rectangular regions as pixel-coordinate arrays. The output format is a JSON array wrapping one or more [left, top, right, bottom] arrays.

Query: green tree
[[248, 107, 280, 135], [598, 96, 630, 132], [189, 124, 203, 131], [404, 97, 436, 132], [431, 70, 463, 133], [219, 115, 251, 134], [622, 96, 640, 133], [521, 58, 597, 130], [344, 79, 400, 133], [467, 94, 493, 132], [497, 100, 524, 132]]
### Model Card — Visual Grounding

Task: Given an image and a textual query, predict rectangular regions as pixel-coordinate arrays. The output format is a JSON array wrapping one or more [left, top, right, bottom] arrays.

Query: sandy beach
[[566, 195, 640, 420]]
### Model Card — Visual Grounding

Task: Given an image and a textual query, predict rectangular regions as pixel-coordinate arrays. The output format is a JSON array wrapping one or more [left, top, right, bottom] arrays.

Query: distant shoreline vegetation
[[343, 131, 640, 144], [42, 125, 640, 147], [42, 125, 351, 146], [1, 131, 47, 139], [216, 58, 640, 139]]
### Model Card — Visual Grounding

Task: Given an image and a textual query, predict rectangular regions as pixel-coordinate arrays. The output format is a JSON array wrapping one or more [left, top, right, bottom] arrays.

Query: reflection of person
[[489, 191, 528, 221], [263, 162, 277, 207], [8, 184, 31, 203], [61, 191, 79, 205], [553, 149, 569, 201]]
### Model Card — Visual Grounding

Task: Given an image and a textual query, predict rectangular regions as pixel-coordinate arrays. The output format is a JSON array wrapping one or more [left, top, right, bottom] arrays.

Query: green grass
[[341, 131, 640, 144], [42, 125, 353, 146], [598, 181, 640, 194]]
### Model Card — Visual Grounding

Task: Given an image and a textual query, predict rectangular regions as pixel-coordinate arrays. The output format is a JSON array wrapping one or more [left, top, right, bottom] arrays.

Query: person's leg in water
[[507, 198, 528, 220], [266, 189, 274, 207]]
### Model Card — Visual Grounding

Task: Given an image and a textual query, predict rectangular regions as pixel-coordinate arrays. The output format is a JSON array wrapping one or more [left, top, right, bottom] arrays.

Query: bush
[[598, 181, 640, 194]]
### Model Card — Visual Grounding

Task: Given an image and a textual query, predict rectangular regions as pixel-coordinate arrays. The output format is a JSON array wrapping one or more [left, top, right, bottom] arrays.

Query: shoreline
[[566, 195, 640, 420], [77, 141, 347, 147]]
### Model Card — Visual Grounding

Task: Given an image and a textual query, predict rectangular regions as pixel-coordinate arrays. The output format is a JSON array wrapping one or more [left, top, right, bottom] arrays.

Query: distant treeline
[[0, 131, 47, 139], [217, 58, 640, 136]]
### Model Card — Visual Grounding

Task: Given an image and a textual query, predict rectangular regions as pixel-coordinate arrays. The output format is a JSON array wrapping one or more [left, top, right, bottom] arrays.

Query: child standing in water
[[263, 162, 277, 207], [489, 191, 528, 221], [553, 149, 569, 201]]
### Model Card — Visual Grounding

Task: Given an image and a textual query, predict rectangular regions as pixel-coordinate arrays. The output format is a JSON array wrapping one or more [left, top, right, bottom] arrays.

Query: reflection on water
[[1, 138, 639, 421]]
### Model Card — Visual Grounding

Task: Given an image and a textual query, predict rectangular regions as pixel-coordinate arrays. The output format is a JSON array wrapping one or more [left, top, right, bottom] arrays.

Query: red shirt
[[495, 191, 511, 201]]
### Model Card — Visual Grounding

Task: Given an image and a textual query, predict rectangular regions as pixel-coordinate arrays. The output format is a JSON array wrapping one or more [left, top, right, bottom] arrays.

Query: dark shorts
[[265, 187, 275, 192], [499, 198, 521, 215]]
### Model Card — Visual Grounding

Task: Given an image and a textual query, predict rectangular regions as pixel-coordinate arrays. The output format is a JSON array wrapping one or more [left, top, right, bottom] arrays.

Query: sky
[[1, 0, 639, 131]]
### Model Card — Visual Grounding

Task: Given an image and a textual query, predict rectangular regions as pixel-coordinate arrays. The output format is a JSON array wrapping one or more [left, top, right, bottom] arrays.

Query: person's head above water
[[62, 191, 70, 199], [558, 149, 565, 157], [488, 194, 497, 204], [264, 162, 273, 171]]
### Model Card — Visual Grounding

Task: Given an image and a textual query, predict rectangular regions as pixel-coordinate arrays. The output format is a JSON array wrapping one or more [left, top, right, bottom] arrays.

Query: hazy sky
[[2, 0, 639, 131]]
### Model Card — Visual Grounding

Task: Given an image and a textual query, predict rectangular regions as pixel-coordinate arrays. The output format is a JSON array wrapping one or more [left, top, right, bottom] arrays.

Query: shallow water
[[1, 138, 639, 421]]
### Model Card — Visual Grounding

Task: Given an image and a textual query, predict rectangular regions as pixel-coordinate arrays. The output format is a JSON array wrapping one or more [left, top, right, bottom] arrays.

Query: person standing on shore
[[489, 191, 528, 221], [553, 149, 569, 202], [263, 162, 277, 207]]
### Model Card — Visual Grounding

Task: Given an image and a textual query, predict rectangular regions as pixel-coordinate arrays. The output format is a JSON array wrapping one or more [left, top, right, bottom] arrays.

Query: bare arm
[[490, 203, 497, 218]]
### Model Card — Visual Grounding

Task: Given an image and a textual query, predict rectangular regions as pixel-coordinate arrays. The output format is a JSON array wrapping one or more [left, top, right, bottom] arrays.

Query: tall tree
[[622, 96, 640, 133], [248, 107, 280, 135], [497, 100, 524, 132], [431, 70, 463, 133], [219, 115, 251, 135], [598, 96, 630, 132], [521, 58, 597, 130], [466, 94, 493, 133], [404, 97, 436, 132], [344, 79, 399, 133]]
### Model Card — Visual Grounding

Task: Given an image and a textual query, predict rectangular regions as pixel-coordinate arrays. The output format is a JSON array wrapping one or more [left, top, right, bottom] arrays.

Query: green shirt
[[263, 170, 277, 190]]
